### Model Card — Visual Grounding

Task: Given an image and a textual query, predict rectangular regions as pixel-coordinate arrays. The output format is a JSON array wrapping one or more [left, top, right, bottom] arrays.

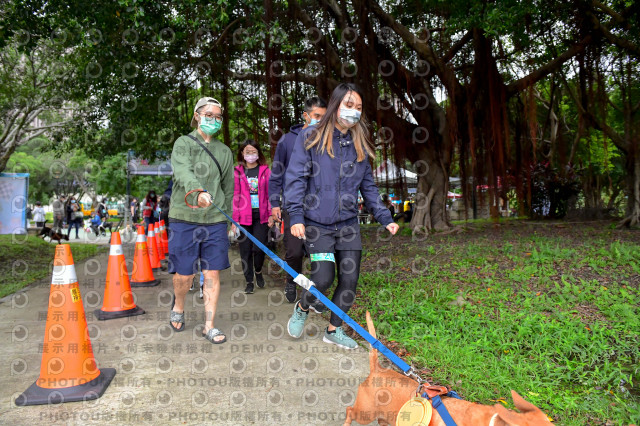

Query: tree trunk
[[410, 145, 450, 232], [607, 185, 621, 210], [619, 150, 640, 228], [221, 44, 231, 147], [373, 85, 452, 234], [264, 0, 284, 157], [0, 143, 16, 173]]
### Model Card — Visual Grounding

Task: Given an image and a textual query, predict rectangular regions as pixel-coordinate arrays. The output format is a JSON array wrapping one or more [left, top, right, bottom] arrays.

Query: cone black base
[[130, 279, 160, 287], [94, 305, 145, 320], [15, 368, 116, 406]]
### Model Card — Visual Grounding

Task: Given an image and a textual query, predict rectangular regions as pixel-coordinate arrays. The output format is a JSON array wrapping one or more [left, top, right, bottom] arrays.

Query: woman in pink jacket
[[232, 139, 274, 294]]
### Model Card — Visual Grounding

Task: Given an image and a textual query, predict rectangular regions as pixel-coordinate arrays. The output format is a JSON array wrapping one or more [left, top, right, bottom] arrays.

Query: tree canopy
[[1, 0, 638, 226]]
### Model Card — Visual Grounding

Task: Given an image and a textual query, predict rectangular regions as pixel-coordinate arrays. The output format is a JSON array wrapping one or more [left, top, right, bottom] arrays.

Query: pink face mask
[[244, 154, 259, 164]]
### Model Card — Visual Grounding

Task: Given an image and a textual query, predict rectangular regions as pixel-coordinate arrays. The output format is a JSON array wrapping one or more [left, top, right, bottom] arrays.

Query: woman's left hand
[[386, 223, 399, 235]]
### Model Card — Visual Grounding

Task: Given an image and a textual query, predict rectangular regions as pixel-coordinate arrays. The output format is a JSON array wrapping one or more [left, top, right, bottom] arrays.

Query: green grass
[[450, 216, 525, 225], [0, 235, 107, 298], [353, 222, 640, 425]]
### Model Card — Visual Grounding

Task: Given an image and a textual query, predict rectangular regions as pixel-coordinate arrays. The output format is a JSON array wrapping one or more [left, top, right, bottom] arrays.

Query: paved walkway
[[0, 240, 371, 425]]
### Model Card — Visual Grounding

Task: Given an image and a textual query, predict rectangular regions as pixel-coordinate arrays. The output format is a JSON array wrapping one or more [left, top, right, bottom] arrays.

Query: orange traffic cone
[[130, 226, 160, 287], [147, 226, 162, 271], [154, 222, 165, 261], [159, 220, 169, 256], [95, 232, 145, 320], [15, 244, 116, 406]]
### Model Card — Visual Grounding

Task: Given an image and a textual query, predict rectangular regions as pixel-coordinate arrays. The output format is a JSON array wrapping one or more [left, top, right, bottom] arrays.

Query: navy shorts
[[168, 222, 230, 275]]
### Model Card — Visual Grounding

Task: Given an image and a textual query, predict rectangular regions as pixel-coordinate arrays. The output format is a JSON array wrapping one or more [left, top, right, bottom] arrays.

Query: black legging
[[300, 250, 362, 327], [238, 210, 269, 283]]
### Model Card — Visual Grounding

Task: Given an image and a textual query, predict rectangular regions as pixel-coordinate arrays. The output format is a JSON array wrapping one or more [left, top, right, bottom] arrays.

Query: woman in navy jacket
[[284, 83, 399, 349]]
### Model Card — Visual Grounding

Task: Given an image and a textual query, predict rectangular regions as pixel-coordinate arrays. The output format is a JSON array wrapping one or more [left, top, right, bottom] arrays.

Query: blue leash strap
[[422, 393, 458, 426], [204, 194, 413, 375]]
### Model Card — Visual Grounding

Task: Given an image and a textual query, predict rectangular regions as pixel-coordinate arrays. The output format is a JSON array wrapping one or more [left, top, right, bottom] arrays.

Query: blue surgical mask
[[339, 108, 361, 126], [305, 112, 321, 126]]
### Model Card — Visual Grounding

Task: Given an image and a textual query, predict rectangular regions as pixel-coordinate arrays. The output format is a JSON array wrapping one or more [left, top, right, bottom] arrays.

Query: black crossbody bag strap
[[187, 134, 223, 177]]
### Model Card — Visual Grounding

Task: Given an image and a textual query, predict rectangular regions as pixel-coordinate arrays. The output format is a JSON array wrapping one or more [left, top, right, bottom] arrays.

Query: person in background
[[33, 202, 45, 228], [231, 139, 273, 294], [404, 201, 413, 223], [65, 196, 76, 227], [52, 195, 66, 232], [97, 198, 108, 220], [159, 180, 172, 227], [25, 204, 33, 225], [130, 197, 140, 223], [382, 194, 395, 219], [269, 95, 327, 304], [90, 211, 102, 236], [67, 202, 83, 239], [141, 190, 158, 233], [284, 82, 399, 349], [359, 200, 369, 224]]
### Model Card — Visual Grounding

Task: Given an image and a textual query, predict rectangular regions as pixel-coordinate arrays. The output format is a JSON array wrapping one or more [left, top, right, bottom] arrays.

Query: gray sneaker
[[287, 302, 309, 338], [323, 327, 357, 349]]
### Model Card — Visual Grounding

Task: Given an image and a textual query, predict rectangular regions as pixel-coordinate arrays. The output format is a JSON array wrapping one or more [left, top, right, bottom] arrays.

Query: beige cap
[[190, 97, 223, 127]]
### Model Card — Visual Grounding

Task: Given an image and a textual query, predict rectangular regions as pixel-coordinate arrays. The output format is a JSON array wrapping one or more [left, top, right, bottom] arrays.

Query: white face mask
[[339, 107, 361, 127]]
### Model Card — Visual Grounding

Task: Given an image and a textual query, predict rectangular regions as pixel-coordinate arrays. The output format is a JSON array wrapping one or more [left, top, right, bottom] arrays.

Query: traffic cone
[[95, 232, 145, 320], [159, 220, 169, 256], [147, 226, 162, 271], [154, 222, 166, 261], [130, 226, 160, 287], [163, 220, 170, 255], [15, 244, 116, 406]]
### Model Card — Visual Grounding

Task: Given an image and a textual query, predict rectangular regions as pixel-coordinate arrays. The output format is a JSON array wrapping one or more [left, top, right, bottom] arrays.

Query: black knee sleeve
[[301, 260, 335, 308]]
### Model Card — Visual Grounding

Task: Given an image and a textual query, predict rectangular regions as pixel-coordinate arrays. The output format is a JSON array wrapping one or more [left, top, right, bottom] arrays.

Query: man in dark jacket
[[52, 194, 66, 232], [160, 179, 172, 228], [269, 96, 327, 303]]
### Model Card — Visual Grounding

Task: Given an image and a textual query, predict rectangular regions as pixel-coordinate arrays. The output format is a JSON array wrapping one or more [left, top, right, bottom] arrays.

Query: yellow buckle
[[396, 396, 433, 426]]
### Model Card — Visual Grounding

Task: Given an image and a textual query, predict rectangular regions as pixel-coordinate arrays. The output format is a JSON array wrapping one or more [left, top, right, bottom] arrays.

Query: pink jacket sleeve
[[232, 167, 241, 223], [264, 167, 272, 211]]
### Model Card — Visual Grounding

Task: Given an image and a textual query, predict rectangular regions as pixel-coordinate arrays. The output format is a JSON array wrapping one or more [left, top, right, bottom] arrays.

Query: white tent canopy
[[128, 158, 173, 176], [372, 160, 417, 186], [373, 160, 463, 191]]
